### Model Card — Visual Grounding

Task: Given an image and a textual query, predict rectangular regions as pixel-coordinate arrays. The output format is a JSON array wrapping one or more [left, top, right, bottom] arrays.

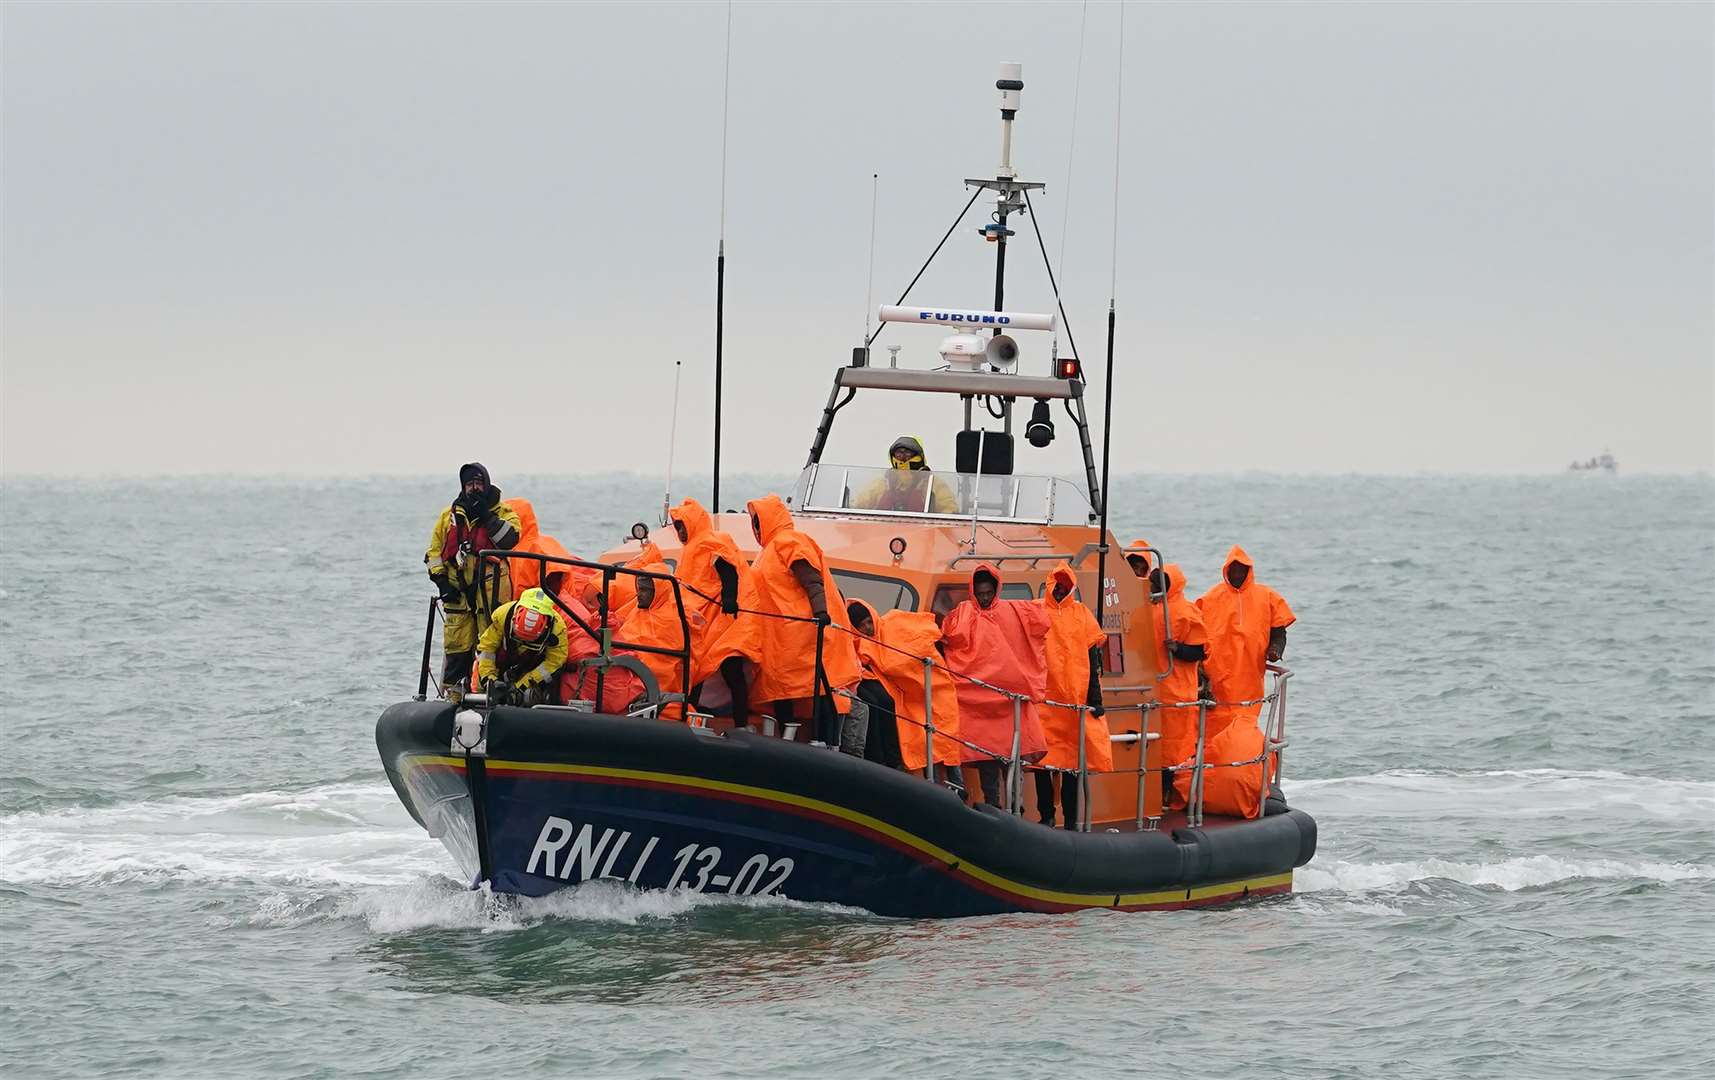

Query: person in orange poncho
[[1033, 563, 1108, 829], [1196, 545, 1294, 738], [940, 563, 1050, 809], [847, 599, 965, 785], [1138, 561, 1208, 807], [1172, 716, 1273, 820], [709, 495, 861, 741], [666, 497, 749, 686], [503, 498, 581, 601], [1123, 538, 1155, 579], [613, 562, 701, 716]]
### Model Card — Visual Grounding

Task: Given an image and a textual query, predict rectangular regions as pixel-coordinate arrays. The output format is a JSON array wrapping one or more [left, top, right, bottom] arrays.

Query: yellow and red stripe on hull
[[402, 754, 1293, 913]]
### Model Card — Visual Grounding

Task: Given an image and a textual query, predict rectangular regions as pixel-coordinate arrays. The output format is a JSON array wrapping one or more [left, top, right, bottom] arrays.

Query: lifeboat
[[376, 64, 1317, 917]]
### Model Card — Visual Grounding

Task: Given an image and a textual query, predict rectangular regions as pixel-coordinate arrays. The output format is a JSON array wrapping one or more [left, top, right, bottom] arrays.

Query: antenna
[[1093, 0, 1126, 623], [988, 62, 1025, 315], [862, 173, 879, 353], [712, 0, 733, 513], [662, 360, 683, 526]]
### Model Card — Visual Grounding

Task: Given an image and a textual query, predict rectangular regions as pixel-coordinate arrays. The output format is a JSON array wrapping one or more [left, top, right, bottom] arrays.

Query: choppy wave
[[1298, 853, 1715, 894], [1290, 767, 1715, 820], [0, 781, 446, 887]]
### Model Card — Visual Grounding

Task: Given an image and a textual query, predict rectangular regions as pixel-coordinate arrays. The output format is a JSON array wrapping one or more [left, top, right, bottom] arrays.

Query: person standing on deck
[[476, 588, 570, 706], [1142, 562, 1208, 807], [1034, 563, 1108, 829], [1196, 545, 1294, 739], [502, 498, 578, 601], [709, 495, 861, 739], [616, 563, 701, 716], [940, 564, 1050, 809], [668, 498, 753, 726], [425, 463, 521, 697], [849, 600, 965, 788]]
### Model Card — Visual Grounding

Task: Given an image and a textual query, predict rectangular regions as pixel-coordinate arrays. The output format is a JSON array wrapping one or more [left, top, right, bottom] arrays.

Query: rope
[[504, 552, 1287, 787], [865, 187, 985, 347]]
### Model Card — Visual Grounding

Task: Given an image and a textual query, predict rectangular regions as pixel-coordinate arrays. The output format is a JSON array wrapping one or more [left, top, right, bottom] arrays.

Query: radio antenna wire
[[712, 0, 733, 513]]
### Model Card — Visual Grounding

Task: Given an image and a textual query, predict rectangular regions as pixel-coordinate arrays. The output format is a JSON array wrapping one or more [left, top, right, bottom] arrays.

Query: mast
[[987, 63, 1026, 321]]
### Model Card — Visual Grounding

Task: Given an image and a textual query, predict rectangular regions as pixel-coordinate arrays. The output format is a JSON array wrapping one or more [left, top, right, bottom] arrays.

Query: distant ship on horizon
[[1568, 450, 1618, 474]]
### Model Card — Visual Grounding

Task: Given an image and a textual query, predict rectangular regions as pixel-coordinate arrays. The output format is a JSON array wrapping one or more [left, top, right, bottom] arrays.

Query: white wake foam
[[0, 781, 446, 887], [1298, 853, 1715, 894], [0, 780, 866, 930], [247, 877, 858, 934]]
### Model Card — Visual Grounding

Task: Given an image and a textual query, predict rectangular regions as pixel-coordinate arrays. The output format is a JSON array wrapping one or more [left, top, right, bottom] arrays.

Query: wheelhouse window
[[832, 569, 920, 615]]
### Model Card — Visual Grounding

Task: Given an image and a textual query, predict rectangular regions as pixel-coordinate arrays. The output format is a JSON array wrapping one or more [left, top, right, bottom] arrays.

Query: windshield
[[794, 464, 1093, 525]]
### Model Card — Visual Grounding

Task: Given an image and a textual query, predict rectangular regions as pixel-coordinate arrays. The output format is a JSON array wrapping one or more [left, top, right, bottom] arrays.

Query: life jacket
[[440, 507, 496, 567]]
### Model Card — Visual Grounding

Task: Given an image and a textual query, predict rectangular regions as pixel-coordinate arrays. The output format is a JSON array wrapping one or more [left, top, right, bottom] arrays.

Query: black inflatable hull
[[377, 701, 1317, 918]]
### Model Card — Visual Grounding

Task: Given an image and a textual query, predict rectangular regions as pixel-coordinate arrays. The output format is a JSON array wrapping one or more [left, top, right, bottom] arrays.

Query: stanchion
[[921, 657, 936, 781], [1008, 695, 1023, 814], [1189, 699, 1209, 828], [1076, 703, 1089, 832], [416, 596, 438, 701]]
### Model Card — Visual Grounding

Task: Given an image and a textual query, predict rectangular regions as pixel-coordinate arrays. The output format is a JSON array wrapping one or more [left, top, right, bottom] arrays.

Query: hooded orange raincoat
[[850, 599, 962, 772], [1123, 538, 1155, 575], [667, 498, 749, 683], [1171, 717, 1273, 820], [579, 542, 664, 623], [1037, 563, 1111, 772], [616, 561, 701, 709], [1196, 545, 1294, 736], [558, 598, 647, 715], [1148, 563, 1209, 778], [940, 562, 1050, 765], [719, 495, 861, 709], [503, 498, 579, 600]]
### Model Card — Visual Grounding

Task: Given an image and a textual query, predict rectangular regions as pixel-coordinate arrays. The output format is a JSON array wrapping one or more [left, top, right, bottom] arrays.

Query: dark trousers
[[973, 760, 1007, 809], [858, 680, 902, 769], [1034, 771, 1081, 830]]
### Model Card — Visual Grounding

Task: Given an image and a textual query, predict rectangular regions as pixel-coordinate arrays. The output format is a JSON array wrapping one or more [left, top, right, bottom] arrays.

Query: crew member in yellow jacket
[[476, 588, 570, 706], [851, 435, 960, 513], [425, 463, 522, 696]]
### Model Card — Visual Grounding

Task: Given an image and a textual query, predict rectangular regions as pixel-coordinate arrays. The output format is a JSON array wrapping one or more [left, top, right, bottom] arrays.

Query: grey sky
[[3, 1, 1710, 479]]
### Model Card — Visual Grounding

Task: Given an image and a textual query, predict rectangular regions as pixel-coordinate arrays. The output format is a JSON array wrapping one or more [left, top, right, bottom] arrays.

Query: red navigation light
[[1056, 357, 1082, 380]]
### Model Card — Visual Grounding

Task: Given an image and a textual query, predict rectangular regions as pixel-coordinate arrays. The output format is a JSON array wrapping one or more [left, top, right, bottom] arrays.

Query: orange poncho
[[849, 599, 962, 772], [1123, 537, 1155, 575], [716, 495, 861, 708], [1037, 563, 1111, 772], [503, 498, 578, 600], [667, 498, 749, 683], [616, 562, 700, 706], [580, 541, 664, 623], [1147, 563, 1209, 772], [559, 600, 647, 715], [1196, 545, 1294, 736], [1172, 718, 1273, 820], [939, 562, 1050, 765]]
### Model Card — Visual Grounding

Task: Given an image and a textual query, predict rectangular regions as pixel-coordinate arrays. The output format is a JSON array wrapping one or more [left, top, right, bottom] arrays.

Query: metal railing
[[417, 548, 1294, 832], [418, 550, 698, 713]]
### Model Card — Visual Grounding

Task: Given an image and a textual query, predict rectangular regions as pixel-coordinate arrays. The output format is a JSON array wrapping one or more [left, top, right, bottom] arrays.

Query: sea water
[[2, 474, 1710, 1079]]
